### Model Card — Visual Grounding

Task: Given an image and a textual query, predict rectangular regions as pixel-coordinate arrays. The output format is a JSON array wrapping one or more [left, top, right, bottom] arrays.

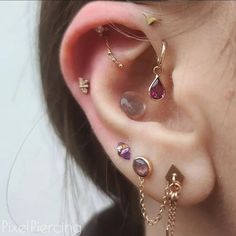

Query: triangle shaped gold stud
[[166, 164, 184, 184]]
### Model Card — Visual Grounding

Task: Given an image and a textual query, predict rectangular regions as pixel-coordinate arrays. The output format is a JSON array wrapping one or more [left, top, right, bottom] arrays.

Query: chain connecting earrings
[[132, 156, 184, 235]]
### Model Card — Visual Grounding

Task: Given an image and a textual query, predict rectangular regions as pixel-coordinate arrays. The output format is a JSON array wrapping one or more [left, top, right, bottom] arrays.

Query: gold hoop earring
[[148, 41, 167, 100]]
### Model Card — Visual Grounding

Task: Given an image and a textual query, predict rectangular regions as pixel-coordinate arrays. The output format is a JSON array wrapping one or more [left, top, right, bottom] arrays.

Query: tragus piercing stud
[[95, 25, 124, 68], [148, 41, 166, 100], [78, 77, 89, 94]]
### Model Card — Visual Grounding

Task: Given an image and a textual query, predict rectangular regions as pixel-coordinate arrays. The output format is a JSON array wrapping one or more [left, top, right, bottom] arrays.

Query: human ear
[[60, 1, 215, 206]]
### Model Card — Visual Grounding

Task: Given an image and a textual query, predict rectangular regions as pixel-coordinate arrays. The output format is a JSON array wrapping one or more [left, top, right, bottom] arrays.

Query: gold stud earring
[[143, 13, 160, 26], [78, 77, 89, 94], [95, 25, 124, 69]]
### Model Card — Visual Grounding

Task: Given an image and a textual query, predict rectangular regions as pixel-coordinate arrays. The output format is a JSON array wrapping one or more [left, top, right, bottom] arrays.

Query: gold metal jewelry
[[148, 41, 167, 100], [78, 77, 89, 94], [139, 176, 169, 226], [165, 165, 184, 236], [136, 161, 184, 236], [143, 13, 158, 26], [95, 25, 123, 68]]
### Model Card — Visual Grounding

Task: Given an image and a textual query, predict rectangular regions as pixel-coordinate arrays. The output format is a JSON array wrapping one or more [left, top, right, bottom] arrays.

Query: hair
[[39, 0, 144, 234]]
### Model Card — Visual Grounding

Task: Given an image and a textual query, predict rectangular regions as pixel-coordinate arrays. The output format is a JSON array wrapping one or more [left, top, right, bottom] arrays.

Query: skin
[[59, 1, 236, 235]]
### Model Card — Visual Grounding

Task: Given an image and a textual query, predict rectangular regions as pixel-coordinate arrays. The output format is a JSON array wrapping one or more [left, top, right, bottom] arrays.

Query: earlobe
[[60, 0, 216, 209]]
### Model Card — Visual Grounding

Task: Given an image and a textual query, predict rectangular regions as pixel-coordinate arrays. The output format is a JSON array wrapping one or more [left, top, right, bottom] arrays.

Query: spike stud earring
[[143, 13, 158, 26], [148, 41, 166, 100], [78, 77, 90, 94]]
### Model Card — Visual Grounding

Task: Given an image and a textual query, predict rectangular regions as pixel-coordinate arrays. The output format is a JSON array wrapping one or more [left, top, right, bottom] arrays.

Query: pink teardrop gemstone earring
[[148, 41, 166, 100], [149, 74, 165, 100]]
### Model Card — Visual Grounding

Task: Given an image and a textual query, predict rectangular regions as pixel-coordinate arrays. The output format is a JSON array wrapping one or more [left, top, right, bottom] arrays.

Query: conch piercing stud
[[78, 77, 89, 94], [148, 41, 166, 100], [120, 91, 146, 120], [96, 25, 124, 68]]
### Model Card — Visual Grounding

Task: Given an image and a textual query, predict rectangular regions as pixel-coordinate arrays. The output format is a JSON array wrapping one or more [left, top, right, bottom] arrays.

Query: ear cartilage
[[78, 77, 90, 94], [120, 91, 146, 120], [116, 142, 131, 160]]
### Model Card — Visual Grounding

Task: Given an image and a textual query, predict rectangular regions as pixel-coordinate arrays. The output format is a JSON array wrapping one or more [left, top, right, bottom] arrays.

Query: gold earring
[[95, 25, 124, 68], [143, 13, 158, 26], [148, 41, 167, 100], [133, 157, 168, 226], [133, 158, 184, 236], [165, 165, 184, 236], [78, 77, 89, 94]]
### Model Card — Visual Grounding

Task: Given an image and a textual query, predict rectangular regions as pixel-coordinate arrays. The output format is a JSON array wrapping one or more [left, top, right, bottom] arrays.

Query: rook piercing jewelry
[[148, 41, 166, 100], [116, 142, 131, 160], [78, 77, 89, 94], [120, 91, 146, 120], [95, 25, 124, 68]]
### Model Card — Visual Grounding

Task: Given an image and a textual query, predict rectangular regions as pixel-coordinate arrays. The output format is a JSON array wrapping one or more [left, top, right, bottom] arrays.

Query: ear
[[60, 1, 215, 206]]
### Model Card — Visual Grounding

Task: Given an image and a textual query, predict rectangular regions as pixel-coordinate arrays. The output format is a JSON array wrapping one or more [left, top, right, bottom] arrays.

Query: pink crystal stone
[[117, 142, 131, 160], [120, 91, 146, 120], [149, 75, 165, 100], [133, 157, 151, 177]]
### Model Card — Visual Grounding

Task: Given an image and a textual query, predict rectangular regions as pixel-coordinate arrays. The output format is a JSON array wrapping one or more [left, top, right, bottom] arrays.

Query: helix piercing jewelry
[[148, 41, 166, 100], [95, 25, 124, 68], [116, 142, 131, 160], [78, 77, 89, 94], [120, 91, 146, 120], [143, 13, 158, 26]]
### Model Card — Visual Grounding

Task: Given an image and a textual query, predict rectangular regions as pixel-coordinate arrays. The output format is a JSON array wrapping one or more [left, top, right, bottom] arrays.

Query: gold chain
[[139, 177, 169, 226], [166, 201, 177, 236]]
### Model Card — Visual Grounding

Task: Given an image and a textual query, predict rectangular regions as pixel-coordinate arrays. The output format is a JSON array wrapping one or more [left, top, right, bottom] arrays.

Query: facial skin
[[59, 1, 236, 235]]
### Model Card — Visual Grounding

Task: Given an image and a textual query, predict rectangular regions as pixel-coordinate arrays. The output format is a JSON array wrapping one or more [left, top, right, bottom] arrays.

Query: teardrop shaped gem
[[148, 75, 165, 100]]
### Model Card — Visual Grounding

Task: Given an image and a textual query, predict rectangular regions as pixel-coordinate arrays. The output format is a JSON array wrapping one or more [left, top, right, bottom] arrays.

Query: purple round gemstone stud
[[133, 157, 152, 177], [116, 142, 131, 160]]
